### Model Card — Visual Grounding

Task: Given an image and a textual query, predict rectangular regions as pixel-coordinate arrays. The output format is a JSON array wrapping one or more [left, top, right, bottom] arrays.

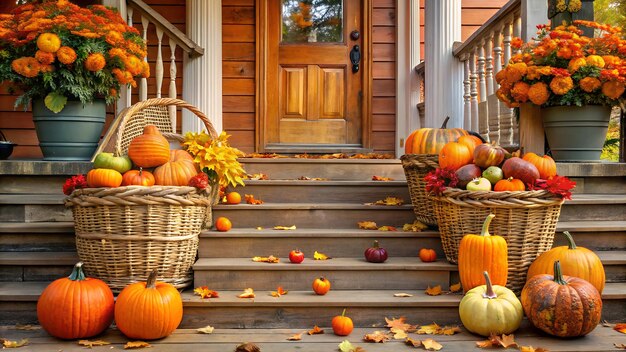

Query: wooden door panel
[[319, 67, 345, 119], [280, 120, 346, 144], [280, 67, 307, 118]]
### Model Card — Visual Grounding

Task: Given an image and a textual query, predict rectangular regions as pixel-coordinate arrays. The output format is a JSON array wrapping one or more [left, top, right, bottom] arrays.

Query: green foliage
[[595, 0, 626, 29], [601, 116, 621, 161]]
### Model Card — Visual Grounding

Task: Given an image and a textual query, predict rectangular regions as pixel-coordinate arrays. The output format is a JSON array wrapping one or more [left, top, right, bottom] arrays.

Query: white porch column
[[396, 0, 421, 156], [424, 0, 463, 128], [183, 0, 222, 134]]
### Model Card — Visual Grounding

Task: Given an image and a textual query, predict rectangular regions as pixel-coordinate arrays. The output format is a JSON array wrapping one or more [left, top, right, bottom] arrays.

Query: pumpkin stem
[[373, 240, 380, 248], [138, 167, 143, 176], [553, 260, 568, 285], [563, 231, 577, 250], [146, 269, 158, 289], [480, 214, 496, 237], [481, 271, 497, 299], [68, 262, 86, 281], [440, 116, 450, 129], [341, 308, 347, 317]]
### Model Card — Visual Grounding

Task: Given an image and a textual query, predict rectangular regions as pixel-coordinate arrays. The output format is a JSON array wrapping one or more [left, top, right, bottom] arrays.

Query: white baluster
[[126, 7, 134, 105], [503, 19, 513, 67], [140, 16, 149, 101], [484, 36, 494, 96], [514, 15, 522, 55], [156, 28, 164, 98], [462, 54, 471, 130], [469, 51, 479, 131], [169, 38, 178, 130], [492, 26, 503, 93], [477, 40, 487, 103]]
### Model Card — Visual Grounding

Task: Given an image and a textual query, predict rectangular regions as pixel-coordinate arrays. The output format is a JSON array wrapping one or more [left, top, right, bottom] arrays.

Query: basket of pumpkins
[[425, 139, 575, 293], [64, 98, 244, 291]]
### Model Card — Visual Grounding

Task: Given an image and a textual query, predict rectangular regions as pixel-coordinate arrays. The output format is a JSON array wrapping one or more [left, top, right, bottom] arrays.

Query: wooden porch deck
[[2, 322, 625, 352]]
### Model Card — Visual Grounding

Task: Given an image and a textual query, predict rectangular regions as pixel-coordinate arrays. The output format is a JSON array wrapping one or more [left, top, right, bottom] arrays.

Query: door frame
[[255, 0, 372, 153]]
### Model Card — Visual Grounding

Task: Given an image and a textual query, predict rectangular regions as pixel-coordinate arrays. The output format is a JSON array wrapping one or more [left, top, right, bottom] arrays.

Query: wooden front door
[[262, 0, 367, 152]]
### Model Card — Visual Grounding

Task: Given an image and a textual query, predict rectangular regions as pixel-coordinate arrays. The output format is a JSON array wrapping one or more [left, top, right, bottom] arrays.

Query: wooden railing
[[452, 0, 521, 148]]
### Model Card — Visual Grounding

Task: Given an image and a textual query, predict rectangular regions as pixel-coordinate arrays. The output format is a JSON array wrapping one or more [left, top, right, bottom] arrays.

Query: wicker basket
[[400, 154, 439, 226], [66, 98, 218, 291], [431, 188, 564, 293]]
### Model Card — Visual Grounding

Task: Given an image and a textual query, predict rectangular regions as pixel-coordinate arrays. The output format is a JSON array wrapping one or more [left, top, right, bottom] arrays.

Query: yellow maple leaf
[[425, 285, 442, 296], [391, 327, 408, 339], [251, 255, 280, 263], [194, 286, 219, 298], [385, 317, 413, 332], [238, 288, 255, 298], [402, 220, 428, 232], [449, 282, 462, 293], [1, 339, 28, 348], [440, 325, 462, 335], [78, 340, 110, 347], [196, 325, 215, 334], [287, 332, 303, 341], [313, 251, 331, 260], [422, 338, 443, 351], [363, 330, 391, 343], [273, 225, 297, 230], [124, 341, 151, 349], [405, 337, 421, 347], [358, 221, 378, 230], [368, 196, 404, 206], [416, 323, 441, 335], [308, 325, 324, 335], [377, 225, 398, 231]]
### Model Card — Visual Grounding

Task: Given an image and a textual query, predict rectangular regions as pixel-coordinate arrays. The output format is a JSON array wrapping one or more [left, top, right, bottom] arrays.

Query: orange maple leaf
[[252, 255, 280, 263], [377, 225, 398, 231], [416, 323, 441, 335], [614, 323, 626, 334], [405, 337, 421, 347], [308, 325, 324, 335], [520, 346, 550, 352], [358, 221, 378, 230], [363, 331, 391, 343], [372, 175, 394, 181], [286, 332, 303, 341], [271, 286, 288, 297], [245, 194, 264, 204], [385, 317, 413, 332], [238, 288, 255, 298], [245, 173, 269, 180], [124, 341, 151, 349], [193, 286, 219, 299], [449, 282, 462, 293], [425, 285, 442, 296], [496, 334, 518, 348]]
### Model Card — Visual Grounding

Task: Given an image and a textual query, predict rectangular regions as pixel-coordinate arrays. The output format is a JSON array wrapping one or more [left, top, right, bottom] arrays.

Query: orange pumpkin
[[526, 231, 605, 293], [458, 214, 508, 292], [457, 135, 483, 156], [127, 125, 170, 168], [122, 168, 155, 186], [154, 150, 198, 186], [438, 141, 473, 170], [332, 309, 354, 336], [37, 262, 114, 339], [404, 116, 469, 154], [312, 277, 331, 295], [114, 269, 183, 340], [86, 168, 123, 188], [418, 248, 437, 262], [494, 177, 525, 191], [522, 152, 557, 179]]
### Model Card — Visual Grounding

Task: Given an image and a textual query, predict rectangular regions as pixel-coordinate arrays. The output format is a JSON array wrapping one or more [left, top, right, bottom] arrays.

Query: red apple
[[288, 249, 304, 264]]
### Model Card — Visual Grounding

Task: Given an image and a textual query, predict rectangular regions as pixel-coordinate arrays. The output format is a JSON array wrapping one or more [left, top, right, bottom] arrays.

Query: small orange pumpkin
[[86, 168, 123, 188], [494, 177, 525, 191], [438, 141, 473, 170], [522, 152, 557, 179], [332, 309, 354, 336], [312, 277, 331, 295], [128, 125, 170, 168], [154, 150, 198, 186], [418, 248, 437, 262], [121, 168, 155, 186]]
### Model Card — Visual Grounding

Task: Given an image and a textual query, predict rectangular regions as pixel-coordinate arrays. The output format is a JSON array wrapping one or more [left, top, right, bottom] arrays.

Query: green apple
[[93, 152, 133, 174], [466, 177, 492, 191], [482, 166, 504, 185]]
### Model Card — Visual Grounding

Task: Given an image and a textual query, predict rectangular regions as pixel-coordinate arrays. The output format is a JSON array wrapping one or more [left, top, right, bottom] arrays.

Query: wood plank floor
[[1, 322, 625, 352]]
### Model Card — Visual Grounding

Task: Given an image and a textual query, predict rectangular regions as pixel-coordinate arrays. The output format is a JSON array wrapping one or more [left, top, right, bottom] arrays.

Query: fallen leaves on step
[[385, 317, 414, 332], [196, 325, 215, 334], [425, 285, 442, 296], [393, 292, 413, 297], [476, 333, 518, 349], [363, 331, 391, 343], [235, 342, 261, 352], [271, 286, 288, 297], [416, 323, 461, 336], [286, 332, 303, 341], [391, 328, 408, 339], [313, 251, 331, 260], [338, 340, 366, 352], [615, 343, 626, 349], [298, 176, 329, 181], [422, 338, 443, 351], [402, 221, 428, 232], [273, 225, 296, 230], [614, 323, 626, 334], [238, 288, 256, 298], [358, 221, 378, 230], [245, 194, 264, 204], [78, 339, 110, 348], [1, 338, 28, 348], [449, 282, 462, 293], [308, 325, 325, 335], [124, 341, 151, 349], [245, 153, 285, 159], [372, 175, 394, 181], [13, 324, 39, 331], [194, 286, 220, 298], [245, 172, 269, 180], [252, 255, 280, 263], [365, 196, 404, 206], [520, 346, 550, 352], [291, 153, 393, 160], [406, 337, 421, 347], [377, 225, 397, 231]]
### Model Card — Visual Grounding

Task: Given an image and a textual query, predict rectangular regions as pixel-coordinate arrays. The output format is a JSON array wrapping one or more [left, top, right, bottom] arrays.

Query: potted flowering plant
[[0, 0, 149, 160], [495, 20, 625, 161]]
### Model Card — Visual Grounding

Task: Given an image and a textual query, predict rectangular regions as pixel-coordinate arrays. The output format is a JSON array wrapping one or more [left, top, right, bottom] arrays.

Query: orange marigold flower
[[511, 81, 530, 103], [602, 81, 625, 99], [528, 82, 549, 105], [602, 55, 619, 67], [36, 33, 61, 53], [579, 77, 601, 93], [550, 76, 574, 95], [551, 68, 571, 77], [40, 64, 55, 73], [140, 60, 150, 78], [11, 57, 40, 78], [109, 88, 118, 97], [557, 46, 572, 60], [505, 62, 528, 83], [586, 55, 605, 68], [57, 46, 77, 65], [105, 30, 124, 46], [124, 55, 143, 76], [495, 69, 507, 84], [35, 50, 55, 65], [85, 53, 106, 72], [108, 48, 127, 60], [568, 57, 587, 73], [511, 37, 524, 49]]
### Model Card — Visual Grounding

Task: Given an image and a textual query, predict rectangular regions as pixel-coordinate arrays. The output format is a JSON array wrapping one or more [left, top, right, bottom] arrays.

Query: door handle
[[350, 45, 360, 73]]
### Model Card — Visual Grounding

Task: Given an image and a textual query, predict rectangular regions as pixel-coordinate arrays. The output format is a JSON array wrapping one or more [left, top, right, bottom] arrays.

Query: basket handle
[[114, 98, 218, 155]]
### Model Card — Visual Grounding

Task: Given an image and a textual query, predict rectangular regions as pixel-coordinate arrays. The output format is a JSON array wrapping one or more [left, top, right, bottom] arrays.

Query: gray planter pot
[[542, 105, 611, 162], [32, 99, 106, 161]]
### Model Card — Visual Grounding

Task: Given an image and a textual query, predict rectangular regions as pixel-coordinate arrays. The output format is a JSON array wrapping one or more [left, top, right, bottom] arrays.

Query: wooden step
[[193, 257, 456, 291], [0, 175, 67, 194], [0, 222, 76, 252], [0, 252, 77, 282], [598, 251, 626, 283], [555, 221, 626, 250], [559, 194, 626, 221]]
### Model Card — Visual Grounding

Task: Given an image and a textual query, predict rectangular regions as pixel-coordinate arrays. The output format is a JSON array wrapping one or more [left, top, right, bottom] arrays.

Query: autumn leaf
[[372, 175, 394, 181], [385, 317, 413, 332], [615, 343, 626, 350], [314, 251, 331, 260], [405, 337, 421, 347], [402, 221, 428, 232], [308, 325, 325, 335], [124, 341, 151, 349], [422, 338, 443, 351], [497, 334, 518, 348], [366, 197, 404, 206], [252, 255, 280, 263], [377, 225, 397, 231], [287, 332, 303, 341], [393, 293, 413, 297], [338, 340, 366, 352], [520, 346, 550, 352], [271, 286, 288, 297], [614, 323, 626, 334], [196, 325, 214, 334], [358, 221, 378, 230], [476, 339, 496, 348], [245, 194, 264, 204], [273, 225, 297, 230], [449, 282, 462, 293], [245, 172, 269, 180], [416, 323, 441, 335], [440, 326, 462, 335], [194, 286, 220, 298], [425, 285, 442, 296], [363, 331, 391, 343], [298, 176, 329, 181], [391, 328, 408, 339], [235, 343, 261, 352], [245, 153, 284, 159], [1, 339, 28, 348], [238, 288, 255, 298], [14, 324, 39, 330], [78, 340, 111, 347]]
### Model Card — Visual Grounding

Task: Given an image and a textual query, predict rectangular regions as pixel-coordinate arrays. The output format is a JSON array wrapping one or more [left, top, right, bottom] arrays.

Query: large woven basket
[[67, 98, 218, 291], [400, 154, 439, 226], [431, 188, 564, 293]]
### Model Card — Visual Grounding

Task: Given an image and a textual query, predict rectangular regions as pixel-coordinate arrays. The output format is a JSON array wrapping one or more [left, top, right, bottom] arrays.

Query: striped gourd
[[404, 116, 469, 155]]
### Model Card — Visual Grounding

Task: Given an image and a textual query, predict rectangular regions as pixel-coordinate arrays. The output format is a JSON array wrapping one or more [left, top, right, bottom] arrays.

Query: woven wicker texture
[[67, 98, 219, 291], [400, 154, 440, 226], [431, 188, 564, 293]]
